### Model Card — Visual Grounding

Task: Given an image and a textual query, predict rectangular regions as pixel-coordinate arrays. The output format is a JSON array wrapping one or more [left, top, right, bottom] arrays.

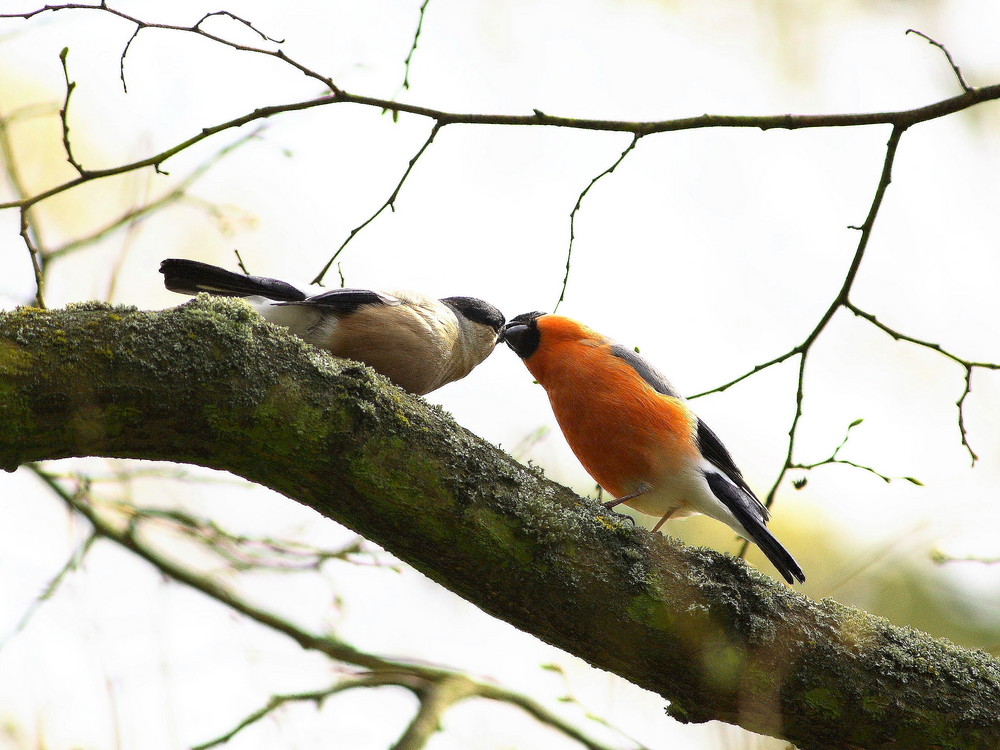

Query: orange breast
[[525, 338, 697, 498]]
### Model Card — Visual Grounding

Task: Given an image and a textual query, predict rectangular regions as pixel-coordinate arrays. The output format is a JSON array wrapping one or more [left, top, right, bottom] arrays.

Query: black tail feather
[[159, 259, 306, 302], [704, 471, 805, 584], [742, 521, 805, 585]]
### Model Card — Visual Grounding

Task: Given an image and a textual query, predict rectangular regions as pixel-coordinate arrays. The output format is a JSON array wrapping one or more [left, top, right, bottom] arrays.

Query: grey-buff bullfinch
[[160, 258, 505, 396], [502, 311, 804, 585]]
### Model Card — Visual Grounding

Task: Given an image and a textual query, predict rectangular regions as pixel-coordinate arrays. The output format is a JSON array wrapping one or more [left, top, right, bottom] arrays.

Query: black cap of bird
[[160, 258, 505, 396], [502, 311, 804, 585]]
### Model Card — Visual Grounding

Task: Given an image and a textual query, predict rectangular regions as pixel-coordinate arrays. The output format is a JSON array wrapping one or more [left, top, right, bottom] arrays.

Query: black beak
[[502, 321, 539, 359], [500, 322, 521, 346]]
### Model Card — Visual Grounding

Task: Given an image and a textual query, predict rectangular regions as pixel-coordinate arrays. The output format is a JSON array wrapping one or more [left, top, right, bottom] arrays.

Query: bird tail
[[159, 259, 306, 302], [741, 518, 805, 585], [703, 472, 805, 585]]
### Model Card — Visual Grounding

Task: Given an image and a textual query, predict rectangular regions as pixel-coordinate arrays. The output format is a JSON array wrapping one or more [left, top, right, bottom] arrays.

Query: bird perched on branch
[[502, 311, 804, 584], [160, 258, 505, 396]]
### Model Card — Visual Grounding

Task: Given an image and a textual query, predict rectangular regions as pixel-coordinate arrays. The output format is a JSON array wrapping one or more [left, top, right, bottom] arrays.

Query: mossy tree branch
[[1, 299, 998, 750]]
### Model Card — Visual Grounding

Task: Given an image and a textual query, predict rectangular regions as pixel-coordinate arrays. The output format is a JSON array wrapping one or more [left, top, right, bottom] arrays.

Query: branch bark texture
[[1, 299, 998, 749]]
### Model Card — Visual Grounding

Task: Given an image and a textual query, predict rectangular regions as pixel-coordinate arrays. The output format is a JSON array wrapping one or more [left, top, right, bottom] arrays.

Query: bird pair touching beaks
[[160, 259, 805, 585]]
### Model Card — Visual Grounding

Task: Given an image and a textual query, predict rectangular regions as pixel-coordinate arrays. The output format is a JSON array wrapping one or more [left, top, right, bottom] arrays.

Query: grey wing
[[609, 344, 682, 398], [276, 288, 401, 315]]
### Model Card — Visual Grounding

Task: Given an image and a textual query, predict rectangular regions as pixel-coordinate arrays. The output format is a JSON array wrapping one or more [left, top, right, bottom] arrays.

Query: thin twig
[[0, 109, 49, 306], [844, 300, 999, 465], [0, 94, 337, 213], [311, 121, 444, 285], [58, 47, 86, 175], [19, 209, 46, 308], [126, 504, 382, 572], [957, 368, 978, 464], [789, 418, 924, 485], [538, 662, 654, 750], [688, 347, 803, 400], [779, 125, 906, 488], [195, 10, 285, 44], [233, 248, 250, 275], [555, 134, 641, 311], [764, 350, 810, 507], [46, 125, 268, 259], [907, 29, 971, 93], [0, 532, 96, 652], [1, 3, 331, 95], [402, 0, 432, 91], [192, 678, 398, 750]]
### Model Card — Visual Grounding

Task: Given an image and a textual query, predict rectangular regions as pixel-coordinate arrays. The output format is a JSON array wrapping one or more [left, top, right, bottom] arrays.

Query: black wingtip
[[159, 258, 306, 302]]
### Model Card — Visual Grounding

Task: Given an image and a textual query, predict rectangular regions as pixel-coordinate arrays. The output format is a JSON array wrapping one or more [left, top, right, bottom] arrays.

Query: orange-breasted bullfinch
[[502, 312, 805, 585], [160, 258, 505, 396]]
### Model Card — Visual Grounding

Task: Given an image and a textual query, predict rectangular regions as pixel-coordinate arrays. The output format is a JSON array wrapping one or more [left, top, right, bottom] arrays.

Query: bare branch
[[57, 47, 87, 175], [118, 24, 140, 91], [688, 346, 802, 400], [774, 125, 906, 494], [710, 125, 908, 533], [393, 675, 477, 750], [402, 0, 432, 91], [196, 668, 633, 750], [0, 12, 997, 218], [311, 121, 444, 285], [0, 530, 96, 652], [555, 134, 641, 312], [45, 125, 268, 260], [18, 209, 46, 308], [1, 3, 336, 95], [0, 108, 51, 306], [0, 94, 337, 213], [957, 367, 978, 464], [907, 29, 971, 93], [789, 418, 924, 485], [26, 463, 626, 750], [192, 678, 398, 750], [473, 680, 649, 750], [194, 10, 285, 44], [128, 504, 384, 573], [844, 300, 1000, 465]]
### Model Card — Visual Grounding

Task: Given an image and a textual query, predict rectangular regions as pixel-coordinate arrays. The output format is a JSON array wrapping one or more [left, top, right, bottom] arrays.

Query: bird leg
[[651, 509, 676, 533], [603, 488, 646, 510]]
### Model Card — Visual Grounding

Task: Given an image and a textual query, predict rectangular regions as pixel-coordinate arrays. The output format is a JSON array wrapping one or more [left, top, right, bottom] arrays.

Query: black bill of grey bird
[[160, 258, 505, 396]]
